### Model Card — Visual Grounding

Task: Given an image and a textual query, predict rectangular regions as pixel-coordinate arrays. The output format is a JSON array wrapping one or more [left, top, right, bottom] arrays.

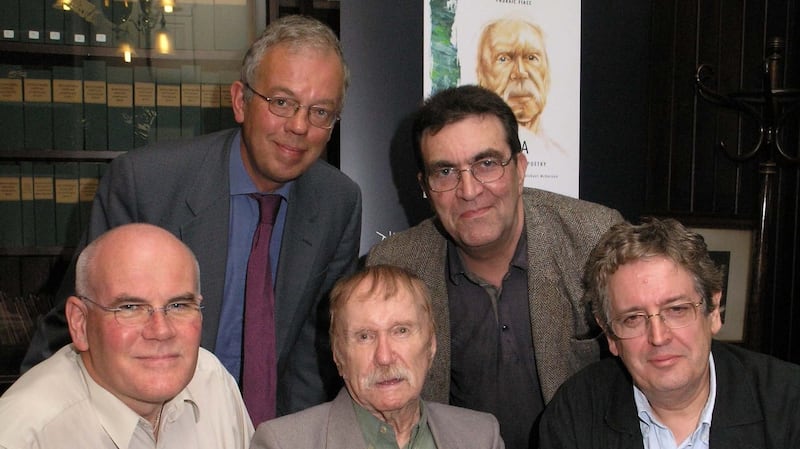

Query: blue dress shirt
[[215, 131, 292, 382]]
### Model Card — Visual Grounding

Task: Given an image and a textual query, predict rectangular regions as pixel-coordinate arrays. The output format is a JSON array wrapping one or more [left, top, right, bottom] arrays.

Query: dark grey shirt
[[446, 231, 544, 449]]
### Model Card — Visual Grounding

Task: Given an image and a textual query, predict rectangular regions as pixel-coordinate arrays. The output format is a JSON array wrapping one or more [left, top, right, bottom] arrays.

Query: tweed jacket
[[538, 340, 800, 448], [366, 188, 623, 404], [23, 129, 363, 414], [250, 387, 505, 449]]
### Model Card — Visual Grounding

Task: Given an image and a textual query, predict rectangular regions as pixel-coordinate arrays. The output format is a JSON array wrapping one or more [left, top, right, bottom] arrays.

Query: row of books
[[0, 292, 54, 347], [0, 62, 239, 152], [0, 0, 250, 52], [0, 161, 107, 248]]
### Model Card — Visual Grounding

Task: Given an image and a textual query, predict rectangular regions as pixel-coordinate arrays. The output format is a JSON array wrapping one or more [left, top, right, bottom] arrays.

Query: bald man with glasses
[[0, 223, 253, 448]]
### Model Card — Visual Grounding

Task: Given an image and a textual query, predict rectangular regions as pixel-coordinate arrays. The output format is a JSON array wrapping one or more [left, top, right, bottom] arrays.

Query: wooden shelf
[[0, 150, 124, 162], [0, 41, 244, 65]]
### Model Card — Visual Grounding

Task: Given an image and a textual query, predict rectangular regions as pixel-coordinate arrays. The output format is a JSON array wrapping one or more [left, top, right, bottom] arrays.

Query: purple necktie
[[243, 193, 281, 425]]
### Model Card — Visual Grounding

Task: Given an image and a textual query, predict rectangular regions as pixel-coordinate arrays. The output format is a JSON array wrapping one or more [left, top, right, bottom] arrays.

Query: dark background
[[339, 0, 799, 363]]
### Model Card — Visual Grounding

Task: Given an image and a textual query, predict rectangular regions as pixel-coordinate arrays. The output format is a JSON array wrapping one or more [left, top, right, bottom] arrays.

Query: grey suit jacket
[[366, 188, 622, 404], [250, 388, 505, 449], [23, 129, 363, 414]]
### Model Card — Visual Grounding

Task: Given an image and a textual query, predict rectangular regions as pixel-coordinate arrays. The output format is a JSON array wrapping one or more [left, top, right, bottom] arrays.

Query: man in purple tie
[[23, 15, 362, 426]]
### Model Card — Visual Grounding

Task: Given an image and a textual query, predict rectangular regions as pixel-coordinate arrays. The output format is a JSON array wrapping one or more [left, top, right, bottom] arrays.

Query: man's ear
[[515, 152, 527, 192], [66, 296, 90, 351], [417, 173, 429, 199], [709, 291, 723, 335], [230, 80, 247, 124], [596, 315, 619, 356]]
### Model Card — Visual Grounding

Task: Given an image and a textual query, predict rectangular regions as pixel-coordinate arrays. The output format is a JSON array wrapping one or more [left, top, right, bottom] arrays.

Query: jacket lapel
[[180, 130, 235, 350]]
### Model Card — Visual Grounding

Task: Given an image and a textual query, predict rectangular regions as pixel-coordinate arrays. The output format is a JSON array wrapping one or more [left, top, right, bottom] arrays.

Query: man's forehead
[[485, 23, 545, 49]]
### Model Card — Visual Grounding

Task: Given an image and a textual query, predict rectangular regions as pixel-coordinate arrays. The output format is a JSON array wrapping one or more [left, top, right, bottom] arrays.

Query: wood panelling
[[646, 0, 799, 362]]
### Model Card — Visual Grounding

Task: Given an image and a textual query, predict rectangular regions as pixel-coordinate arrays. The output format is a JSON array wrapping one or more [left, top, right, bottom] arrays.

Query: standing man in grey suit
[[251, 264, 505, 449], [366, 85, 622, 449], [22, 15, 362, 422]]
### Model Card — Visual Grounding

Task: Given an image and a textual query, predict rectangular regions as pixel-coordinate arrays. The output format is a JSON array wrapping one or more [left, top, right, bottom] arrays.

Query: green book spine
[[180, 65, 202, 137], [52, 66, 84, 151], [219, 70, 237, 129], [20, 0, 44, 43], [44, 1, 64, 44], [156, 67, 181, 141], [107, 65, 133, 150], [201, 70, 221, 134], [133, 66, 156, 148], [23, 68, 53, 150], [83, 59, 107, 150], [0, 0, 20, 41], [0, 64, 24, 151], [32, 162, 56, 247], [0, 163, 23, 247], [54, 162, 80, 246], [89, 0, 113, 47], [78, 162, 100, 234], [19, 162, 34, 247], [64, 7, 89, 46]]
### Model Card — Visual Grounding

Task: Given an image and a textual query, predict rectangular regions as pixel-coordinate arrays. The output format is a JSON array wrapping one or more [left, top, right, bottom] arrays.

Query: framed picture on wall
[[649, 216, 753, 342], [685, 221, 753, 342]]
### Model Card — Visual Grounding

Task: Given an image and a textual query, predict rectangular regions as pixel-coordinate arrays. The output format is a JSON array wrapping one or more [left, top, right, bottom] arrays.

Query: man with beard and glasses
[[250, 265, 505, 449], [476, 18, 566, 158]]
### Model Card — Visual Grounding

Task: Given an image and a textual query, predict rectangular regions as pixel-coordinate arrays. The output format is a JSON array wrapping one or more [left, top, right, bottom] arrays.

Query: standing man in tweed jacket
[[366, 85, 622, 449]]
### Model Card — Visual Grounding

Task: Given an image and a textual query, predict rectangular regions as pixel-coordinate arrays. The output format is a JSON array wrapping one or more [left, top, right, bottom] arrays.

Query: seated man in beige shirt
[[0, 223, 253, 449]]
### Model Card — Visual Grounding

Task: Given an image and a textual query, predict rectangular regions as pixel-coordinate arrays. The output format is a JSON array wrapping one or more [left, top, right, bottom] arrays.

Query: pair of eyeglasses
[[78, 295, 204, 327], [425, 156, 513, 192], [244, 82, 340, 129], [609, 301, 704, 339]]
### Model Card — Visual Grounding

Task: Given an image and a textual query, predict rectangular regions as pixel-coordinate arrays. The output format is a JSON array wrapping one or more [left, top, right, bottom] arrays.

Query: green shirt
[[353, 399, 436, 449]]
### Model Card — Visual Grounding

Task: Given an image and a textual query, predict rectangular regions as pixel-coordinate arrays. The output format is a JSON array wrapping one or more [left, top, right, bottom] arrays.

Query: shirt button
[[380, 426, 387, 434], [502, 324, 509, 331]]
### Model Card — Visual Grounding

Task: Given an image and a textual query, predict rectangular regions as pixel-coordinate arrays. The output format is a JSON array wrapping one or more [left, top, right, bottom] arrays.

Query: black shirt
[[446, 232, 545, 449]]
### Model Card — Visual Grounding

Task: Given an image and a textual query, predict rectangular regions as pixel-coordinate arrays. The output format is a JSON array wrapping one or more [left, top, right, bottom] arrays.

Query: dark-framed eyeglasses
[[425, 156, 514, 192], [243, 82, 340, 129], [609, 300, 704, 340], [78, 295, 204, 327]]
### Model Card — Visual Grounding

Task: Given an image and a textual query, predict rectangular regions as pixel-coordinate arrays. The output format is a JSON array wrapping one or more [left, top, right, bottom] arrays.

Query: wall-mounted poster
[[424, 0, 580, 197]]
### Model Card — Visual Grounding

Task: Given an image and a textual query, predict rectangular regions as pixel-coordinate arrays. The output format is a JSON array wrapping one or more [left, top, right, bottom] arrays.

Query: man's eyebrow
[[427, 148, 507, 169], [265, 86, 338, 107], [168, 293, 200, 303]]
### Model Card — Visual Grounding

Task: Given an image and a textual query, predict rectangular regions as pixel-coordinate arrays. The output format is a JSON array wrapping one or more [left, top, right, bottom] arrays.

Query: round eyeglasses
[[425, 156, 513, 192], [609, 301, 703, 339], [244, 82, 340, 129], [78, 295, 204, 327]]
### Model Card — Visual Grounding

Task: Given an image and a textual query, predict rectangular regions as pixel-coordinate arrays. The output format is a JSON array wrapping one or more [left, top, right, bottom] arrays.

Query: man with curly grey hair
[[539, 217, 800, 449]]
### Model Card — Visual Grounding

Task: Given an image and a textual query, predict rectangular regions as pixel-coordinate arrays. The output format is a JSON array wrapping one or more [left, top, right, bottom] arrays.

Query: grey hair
[[240, 15, 349, 102]]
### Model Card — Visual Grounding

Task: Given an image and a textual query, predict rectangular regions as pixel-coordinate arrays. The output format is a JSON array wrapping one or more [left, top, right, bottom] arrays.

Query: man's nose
[[647, 315, 672, 346], [374, 333, 395, 365]]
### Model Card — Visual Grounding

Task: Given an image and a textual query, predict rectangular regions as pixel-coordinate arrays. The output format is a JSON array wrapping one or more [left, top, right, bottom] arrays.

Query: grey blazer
[[366, 188, 622, 404], [250, 388, 505, 449], [23, 129, 363, 414]]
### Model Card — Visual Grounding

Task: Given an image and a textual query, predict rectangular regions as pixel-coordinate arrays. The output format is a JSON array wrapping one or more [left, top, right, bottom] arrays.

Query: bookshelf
[[0, 0, 262, 393]]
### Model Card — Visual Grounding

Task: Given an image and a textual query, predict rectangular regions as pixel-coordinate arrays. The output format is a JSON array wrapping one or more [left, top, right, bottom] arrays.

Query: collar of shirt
[[635, 353, 717, 449], [446, 226, 528, 286], [352, 398, 432, 449], [75, 346, 200, 449]]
